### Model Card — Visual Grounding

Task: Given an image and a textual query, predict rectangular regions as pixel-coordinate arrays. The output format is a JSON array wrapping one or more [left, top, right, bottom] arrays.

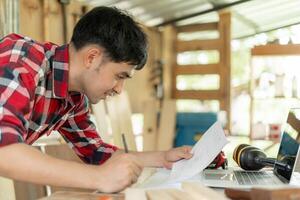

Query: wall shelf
[[250, 44, 300, 139]]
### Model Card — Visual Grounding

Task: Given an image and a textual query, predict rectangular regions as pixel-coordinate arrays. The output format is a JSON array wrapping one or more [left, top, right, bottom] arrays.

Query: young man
[[0, 6, 192, 192]]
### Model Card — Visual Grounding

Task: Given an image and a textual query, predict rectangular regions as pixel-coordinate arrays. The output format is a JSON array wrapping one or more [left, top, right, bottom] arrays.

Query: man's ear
[[84, 45, 105, 69]]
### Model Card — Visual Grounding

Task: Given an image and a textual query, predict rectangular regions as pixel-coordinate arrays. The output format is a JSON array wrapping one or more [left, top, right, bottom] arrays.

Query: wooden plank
[[0, 1, 4, 37], [146, 189, 192, 200], [176, 39, 221, 52], [106, 92, 137, 151], [0, 177, 15, 200], [38, 191, 124, 200], [43, 0, 64, 44], [218, 11, 231, 131], [105, 97, 122, 148], [225, 187, 300, 200], [157, 100, 176, 151], [177, 22, 218, 33], [224, 188, 251, 200], [250, 188, 300, 200], [144, 26, 162, 63], [66, 2, 84, 42], [174, 64, 219, 75], [91, 101, 111, 143], [125, 26, 161, 113], [174, 90, 221, 100], [249, 58, 255, 139], [162, 25, 177, 99], [115, 92, 137, 151], [19, 0, 44, 41], [182, 182, 228, 200], [142, 100, 158, 151], [14, 181, 46, 200], [251, 44, 300, 56], [125, 188, 147, 200]]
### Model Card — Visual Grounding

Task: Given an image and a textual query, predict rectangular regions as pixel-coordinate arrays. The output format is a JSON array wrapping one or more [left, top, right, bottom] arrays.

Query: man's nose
[[113, 79, 125, 95]]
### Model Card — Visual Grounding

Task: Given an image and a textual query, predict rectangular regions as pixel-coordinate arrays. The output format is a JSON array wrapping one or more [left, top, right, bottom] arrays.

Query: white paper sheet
[[137, 121, 229, 188], [136, 168, 181, 189], [169, 121, 229, 181]]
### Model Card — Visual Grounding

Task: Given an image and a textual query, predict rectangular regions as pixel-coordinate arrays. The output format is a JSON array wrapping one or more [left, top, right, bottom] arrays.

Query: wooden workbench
[[38, 191, 124, 200]]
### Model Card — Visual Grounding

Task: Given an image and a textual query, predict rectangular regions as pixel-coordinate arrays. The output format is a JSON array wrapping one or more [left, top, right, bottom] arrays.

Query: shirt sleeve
[[58, 95, 118, 165], [0, 64, 34, 147]]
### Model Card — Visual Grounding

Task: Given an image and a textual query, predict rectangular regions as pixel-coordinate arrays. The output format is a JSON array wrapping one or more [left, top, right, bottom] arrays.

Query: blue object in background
[[174, 112, 217, 147]]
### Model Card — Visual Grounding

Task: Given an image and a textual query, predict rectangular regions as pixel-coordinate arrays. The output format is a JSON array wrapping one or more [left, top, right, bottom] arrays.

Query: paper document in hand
[[170, 121, 229, 181]]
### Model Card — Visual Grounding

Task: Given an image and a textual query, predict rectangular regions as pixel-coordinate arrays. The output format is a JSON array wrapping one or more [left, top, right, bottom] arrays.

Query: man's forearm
[[114, 146, 193, 169], [0, 143, 99, 189], [134, 151, 166, 167], [114, 150, 166, 168]]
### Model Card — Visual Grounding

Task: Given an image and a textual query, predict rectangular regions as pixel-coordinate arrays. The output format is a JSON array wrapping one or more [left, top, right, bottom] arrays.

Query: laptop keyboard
[[234, 170, 282, 185]]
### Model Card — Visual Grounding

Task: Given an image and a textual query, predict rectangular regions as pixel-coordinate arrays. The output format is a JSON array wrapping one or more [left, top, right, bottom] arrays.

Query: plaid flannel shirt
[[0, 33, 118, 164]]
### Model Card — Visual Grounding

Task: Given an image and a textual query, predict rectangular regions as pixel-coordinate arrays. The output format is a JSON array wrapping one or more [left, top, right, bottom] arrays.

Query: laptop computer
[[199, 108, 300, 188]]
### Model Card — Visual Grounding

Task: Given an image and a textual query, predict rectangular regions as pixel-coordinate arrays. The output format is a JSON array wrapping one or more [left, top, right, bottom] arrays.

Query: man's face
[[82, 59, 134, 104]]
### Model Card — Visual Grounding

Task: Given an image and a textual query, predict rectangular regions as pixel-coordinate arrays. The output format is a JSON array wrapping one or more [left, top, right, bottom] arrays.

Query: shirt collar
[[52, 44, 69, 99]]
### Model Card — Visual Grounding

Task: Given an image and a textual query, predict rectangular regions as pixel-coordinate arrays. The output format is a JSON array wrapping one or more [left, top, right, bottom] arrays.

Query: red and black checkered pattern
[[0, 34, 117, 164]]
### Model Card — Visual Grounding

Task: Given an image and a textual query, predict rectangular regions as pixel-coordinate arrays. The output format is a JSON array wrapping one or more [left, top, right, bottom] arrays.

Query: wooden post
[[142, 100, 158, 151], [218, 11, 231, 131], [19, 0, 44, 41], [171, 11, 232, 132], [156, 100, 176, 151], [45, 0, 64, 44], [162, 25, 177, 99]]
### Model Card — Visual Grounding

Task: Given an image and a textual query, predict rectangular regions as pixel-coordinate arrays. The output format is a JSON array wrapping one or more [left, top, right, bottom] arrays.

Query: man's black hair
[[71, 6, 148, 70]]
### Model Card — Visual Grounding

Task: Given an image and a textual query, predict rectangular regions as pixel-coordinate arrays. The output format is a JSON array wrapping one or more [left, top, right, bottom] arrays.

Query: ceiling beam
[[234, 21, 300, 40], [232, 11, 259, 31], [156, 0, 254, 27]]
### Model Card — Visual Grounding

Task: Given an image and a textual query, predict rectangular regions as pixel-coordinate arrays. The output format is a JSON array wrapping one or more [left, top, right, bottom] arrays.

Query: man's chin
[[89, 97, 104, 104]]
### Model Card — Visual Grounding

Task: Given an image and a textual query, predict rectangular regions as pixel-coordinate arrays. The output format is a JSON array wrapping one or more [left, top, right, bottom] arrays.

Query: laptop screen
[[274, 108, 300, 182]]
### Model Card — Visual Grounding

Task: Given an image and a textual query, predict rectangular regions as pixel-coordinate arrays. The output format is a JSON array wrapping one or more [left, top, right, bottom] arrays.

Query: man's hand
[[95, 153, 143, 193], [162, 146, 193, 169]]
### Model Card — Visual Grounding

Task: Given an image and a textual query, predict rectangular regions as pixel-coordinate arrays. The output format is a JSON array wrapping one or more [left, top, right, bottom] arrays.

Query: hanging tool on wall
[[149, 60, 164, 100]]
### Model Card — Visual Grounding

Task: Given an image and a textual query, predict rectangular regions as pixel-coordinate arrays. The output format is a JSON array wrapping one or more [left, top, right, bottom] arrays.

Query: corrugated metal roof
[[84, 0, 300, 39]]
